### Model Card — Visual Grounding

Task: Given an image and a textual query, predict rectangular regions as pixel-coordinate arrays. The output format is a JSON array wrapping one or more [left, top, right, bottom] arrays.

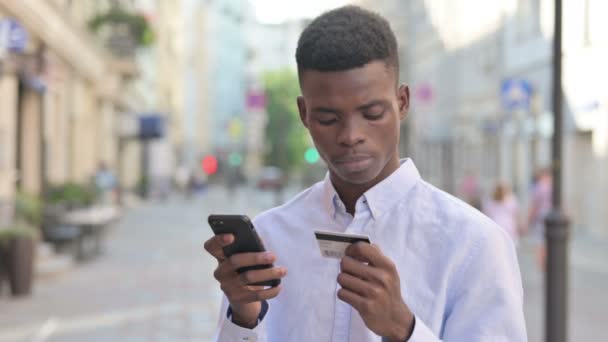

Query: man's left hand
[[337, 242, 414, 342]]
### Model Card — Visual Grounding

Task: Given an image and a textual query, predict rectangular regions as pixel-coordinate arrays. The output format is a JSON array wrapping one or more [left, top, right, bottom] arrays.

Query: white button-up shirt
[[214, 159, 527, 341]]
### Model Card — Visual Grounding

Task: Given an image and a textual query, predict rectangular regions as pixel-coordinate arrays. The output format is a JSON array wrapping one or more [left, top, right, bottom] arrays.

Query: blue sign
[[138, 114, 166, 140], [24, 76, 46, 93], [501, 79, 532, 111], [0, 19, 28, 53]]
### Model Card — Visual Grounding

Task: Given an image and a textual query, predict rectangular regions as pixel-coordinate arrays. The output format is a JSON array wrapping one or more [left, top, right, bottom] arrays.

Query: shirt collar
[[322, 172, 340, 219], [322, 159, 422, 220]]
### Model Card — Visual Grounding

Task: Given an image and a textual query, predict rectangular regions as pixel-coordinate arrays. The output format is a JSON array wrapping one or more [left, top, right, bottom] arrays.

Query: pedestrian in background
[[528, 168, 552, 271], [94, 162, 117, 205], [483, 183, 523, 248], [174, 164, 191, 197], [188, 168, 208, 197], [459, 170, 481, 210]]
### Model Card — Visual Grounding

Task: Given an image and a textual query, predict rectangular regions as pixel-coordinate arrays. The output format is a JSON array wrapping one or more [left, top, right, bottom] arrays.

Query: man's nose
[[337, 119, 365, 147]]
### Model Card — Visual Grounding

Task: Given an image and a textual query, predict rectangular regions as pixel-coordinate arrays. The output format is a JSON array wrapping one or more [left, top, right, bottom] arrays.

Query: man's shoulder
[[414, 180, 513, 249], [409, 181, 518, 290]]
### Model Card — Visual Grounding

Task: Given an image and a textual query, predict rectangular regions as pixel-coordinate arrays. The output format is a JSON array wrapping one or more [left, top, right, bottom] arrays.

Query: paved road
[[519, 234, 608, 342], [0, 186, 606, 341]]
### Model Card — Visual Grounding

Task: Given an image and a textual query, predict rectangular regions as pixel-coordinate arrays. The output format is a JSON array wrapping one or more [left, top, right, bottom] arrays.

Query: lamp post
[[545, 0, 570, 341]]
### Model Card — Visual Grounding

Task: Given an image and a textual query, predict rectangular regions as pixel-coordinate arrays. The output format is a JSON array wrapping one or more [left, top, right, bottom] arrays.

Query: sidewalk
[[569, 231, 608, 276], [518, 232, 608, 341], [0, 186, 605, 341], [0, 185, 297, 342], [519, 229, 608, 275]]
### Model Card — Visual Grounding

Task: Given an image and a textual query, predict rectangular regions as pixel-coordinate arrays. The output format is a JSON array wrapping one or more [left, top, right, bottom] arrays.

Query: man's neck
[[330, 157, 401, 215], [331, 180, 369, 215]]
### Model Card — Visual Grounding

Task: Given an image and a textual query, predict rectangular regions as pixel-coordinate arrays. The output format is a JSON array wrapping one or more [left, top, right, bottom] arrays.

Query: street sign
[[414, 82, 434, 105], [500, 78, 532, 112], [246, 89, 266, 111], [138, 114, 166, 140], [0, 19, 28, 55]]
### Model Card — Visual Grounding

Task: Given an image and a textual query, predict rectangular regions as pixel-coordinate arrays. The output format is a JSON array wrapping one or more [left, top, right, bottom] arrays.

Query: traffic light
[[201, 155, 218, 175], [228, 152, 243, 167], [304, 147, 320, 164]]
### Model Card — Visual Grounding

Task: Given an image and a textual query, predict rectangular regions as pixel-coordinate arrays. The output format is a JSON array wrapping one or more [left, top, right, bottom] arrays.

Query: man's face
[[297, 61, 409, 186]]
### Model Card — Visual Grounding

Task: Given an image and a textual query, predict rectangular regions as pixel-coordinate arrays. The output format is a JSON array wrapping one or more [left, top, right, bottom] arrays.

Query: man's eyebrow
[[310, 107, 341, 114], [357, 100, 388, 111], [310, 100, 388, 114]]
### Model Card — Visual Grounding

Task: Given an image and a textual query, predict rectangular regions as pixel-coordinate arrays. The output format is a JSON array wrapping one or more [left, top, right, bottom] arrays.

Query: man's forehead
[[299, 61, 395, 97]]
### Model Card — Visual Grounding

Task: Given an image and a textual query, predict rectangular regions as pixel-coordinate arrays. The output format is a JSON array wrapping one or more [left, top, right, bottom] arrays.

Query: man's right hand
[[204, 234, 287, 329]]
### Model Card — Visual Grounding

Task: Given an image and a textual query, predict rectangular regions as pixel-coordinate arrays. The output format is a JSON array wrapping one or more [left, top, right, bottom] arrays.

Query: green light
[[228, 152, 242, 167], [304, 147, 320, 164]]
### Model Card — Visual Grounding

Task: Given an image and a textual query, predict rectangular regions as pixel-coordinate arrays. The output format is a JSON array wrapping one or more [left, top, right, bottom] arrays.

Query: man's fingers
[[341, 254, 392, 287], [340, 255, 373, 280], [214, 251, 278, 282], [345, 242, 395, 270], [214, 262, 237, 282], [203, 234, 234, 260], [337, 287, 365, 312], [228, 251, 276, 270], [231, 285, 283, 303], [238, 266, 287, 286], [337, 272, 375, 298], [252, 285, 283, 301]]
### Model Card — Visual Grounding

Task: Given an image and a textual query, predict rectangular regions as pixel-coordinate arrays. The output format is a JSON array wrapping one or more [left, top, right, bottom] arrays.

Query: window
[[586, 0, 608, 46], [517, 0, 541, 40]]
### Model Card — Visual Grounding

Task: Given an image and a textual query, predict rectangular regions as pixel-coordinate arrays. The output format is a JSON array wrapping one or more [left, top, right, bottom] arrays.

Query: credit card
[[314, 230, 371, 259]]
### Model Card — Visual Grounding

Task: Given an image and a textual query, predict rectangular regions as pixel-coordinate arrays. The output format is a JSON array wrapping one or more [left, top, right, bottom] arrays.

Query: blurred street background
[[0, 0, 607, 341]]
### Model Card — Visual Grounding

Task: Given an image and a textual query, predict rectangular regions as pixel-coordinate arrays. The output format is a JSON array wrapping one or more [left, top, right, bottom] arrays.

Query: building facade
[[243, 15, 310, 178], [206, 0, 248, 154], [141, 0, 246, 183], [359, 0, 608, 236], [0, 0, 137, 225]]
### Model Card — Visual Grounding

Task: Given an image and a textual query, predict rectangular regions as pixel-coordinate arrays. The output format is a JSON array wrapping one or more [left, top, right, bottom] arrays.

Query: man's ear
[[397, 84, 410, 121], [297, 96, 309, 128]]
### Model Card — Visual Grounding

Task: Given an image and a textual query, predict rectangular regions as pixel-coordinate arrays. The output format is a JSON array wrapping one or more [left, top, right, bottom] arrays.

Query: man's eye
[[318, 118, 337, 125], [365, 111, 385, 120]]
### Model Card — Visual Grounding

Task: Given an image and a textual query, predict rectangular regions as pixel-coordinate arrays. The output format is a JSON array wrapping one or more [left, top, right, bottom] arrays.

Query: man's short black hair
[[296, 5, 399, 77]]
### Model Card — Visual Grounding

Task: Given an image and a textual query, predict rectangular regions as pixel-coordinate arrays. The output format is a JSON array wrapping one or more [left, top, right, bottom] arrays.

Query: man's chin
[[333, 169, 379, 186]]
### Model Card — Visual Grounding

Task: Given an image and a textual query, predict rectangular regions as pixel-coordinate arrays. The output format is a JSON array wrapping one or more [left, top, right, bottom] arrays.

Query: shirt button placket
[[332, 214, 368, 341], [332, 284, 352, 342]]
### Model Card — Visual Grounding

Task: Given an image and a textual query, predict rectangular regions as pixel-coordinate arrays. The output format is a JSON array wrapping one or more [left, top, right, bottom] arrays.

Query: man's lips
[[333, 155, 374, 173], [334, 155, 373, 163]]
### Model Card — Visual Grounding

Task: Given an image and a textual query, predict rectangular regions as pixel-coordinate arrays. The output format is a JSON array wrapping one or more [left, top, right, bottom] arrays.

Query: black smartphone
[[208, 214, 280, 287]]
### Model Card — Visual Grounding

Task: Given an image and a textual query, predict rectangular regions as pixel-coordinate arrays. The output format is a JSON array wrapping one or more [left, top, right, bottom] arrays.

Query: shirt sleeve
[[439, 226, 527, 341], [408, 316, 441, 341], [212, 296, 269, 342], [380, 316, 442, 342]]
